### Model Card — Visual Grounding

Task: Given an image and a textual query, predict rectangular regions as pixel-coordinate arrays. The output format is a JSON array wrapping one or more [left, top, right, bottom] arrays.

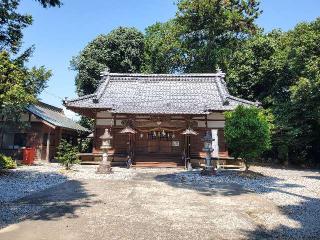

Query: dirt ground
[[0, 169, 288, 240]]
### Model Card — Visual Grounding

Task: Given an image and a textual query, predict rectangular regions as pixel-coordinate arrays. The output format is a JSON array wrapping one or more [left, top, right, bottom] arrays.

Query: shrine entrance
[[133, 129, 184, 165]]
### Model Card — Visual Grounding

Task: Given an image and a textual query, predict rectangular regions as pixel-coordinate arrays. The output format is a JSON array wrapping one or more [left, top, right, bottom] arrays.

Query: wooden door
[[148, 140, 159, 153], [159, 141, 171, 153]]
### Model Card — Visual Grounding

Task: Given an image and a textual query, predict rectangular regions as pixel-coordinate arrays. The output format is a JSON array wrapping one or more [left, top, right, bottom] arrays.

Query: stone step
[[133, 161, 183, 168]]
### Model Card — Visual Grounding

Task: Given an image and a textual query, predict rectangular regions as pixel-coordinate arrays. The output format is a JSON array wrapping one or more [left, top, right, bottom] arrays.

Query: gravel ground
[[0, 163, 136, 203], [173, 166, 320, 238], [1, 164, 320, 239]]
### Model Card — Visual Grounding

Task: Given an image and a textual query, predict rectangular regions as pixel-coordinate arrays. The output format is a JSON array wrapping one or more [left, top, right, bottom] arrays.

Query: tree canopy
[[175, 0, 261, 72], [143, 20, 183, 73], [71, 27, 145, 95], [227, 18, 320, 166], [0, 51, 51, 130]]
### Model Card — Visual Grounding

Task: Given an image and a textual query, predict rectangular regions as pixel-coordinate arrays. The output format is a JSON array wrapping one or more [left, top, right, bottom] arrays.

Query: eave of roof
[[64, 71, 258, 115], [26, 102, 90, 132]]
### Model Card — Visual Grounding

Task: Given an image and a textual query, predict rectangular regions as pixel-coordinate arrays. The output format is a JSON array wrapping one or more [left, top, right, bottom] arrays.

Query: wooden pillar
[[205, 114, 208, 130], [112, 113, 116, 149], [46, 131, 51, 162]]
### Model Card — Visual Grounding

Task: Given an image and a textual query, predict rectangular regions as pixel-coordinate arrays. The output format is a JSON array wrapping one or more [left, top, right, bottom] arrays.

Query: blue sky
[[19, 0, 320, 110]]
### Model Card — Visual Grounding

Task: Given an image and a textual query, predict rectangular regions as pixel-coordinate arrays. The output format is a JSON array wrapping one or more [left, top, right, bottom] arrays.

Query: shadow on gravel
[[154, 170, 320, 239], [154, 170, 281, 197], [0, 172, 95, 229], [304, 175, 320, 180], [243, 197, 320, 239]]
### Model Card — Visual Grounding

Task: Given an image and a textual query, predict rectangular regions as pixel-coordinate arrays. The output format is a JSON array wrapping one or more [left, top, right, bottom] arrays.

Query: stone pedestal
[[96, 152, 113, 174], [96, 129, 113, 174], [201, 131, 216, 176]]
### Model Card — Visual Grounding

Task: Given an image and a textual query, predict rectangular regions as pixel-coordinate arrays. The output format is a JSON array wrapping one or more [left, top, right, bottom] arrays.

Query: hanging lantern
[[140, 133, 144, 139], [172, 133, 175, 139]]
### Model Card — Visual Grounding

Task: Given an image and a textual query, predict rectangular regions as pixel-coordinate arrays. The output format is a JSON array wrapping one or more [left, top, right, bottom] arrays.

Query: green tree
[[0, 51, 51, 131], [0, 0, 62, 54], [56, 139, 79, 170], [226, 30, 286, 104], [224, 106, 272, 171], [71, 27, 145, 95], [227, 18, 320, 166], [176, 0, 261, 72], [143, 20, 184, 73]]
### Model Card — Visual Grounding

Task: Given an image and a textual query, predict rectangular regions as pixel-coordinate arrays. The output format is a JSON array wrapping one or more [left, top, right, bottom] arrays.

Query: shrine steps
[[133, 161, 184, 168], [133, 154, 183, 168]]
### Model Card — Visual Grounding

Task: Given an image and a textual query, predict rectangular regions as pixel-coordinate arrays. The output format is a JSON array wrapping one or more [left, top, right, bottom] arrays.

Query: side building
[[0, 101, 90, 161]]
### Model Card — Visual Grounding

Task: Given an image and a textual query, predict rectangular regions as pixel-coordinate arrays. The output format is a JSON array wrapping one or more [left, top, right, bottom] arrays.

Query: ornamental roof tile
[[64, 72, 258, 115]]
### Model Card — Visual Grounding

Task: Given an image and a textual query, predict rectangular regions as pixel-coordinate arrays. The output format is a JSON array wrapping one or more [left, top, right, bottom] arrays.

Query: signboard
[[172, 141, 180, 147]]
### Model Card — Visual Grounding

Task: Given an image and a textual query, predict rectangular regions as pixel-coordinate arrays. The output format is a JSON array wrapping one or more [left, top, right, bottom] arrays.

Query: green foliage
[[224, 106, 272, 170], [77, 116, 93, 153], [0, 0, 62, 54], [78, 138, 92, 153], [36, 0, 62, 8], [0, 154, 17, 170], [143, 20, 184, 73], [0, 51, 51, 131], [176, 0, 261, 72], [78, 116, 94, 131], [0, 0, 56, 134], [56, 139, 79, 170], [70, 27, 145, 95], [227, 18, 320, 166]]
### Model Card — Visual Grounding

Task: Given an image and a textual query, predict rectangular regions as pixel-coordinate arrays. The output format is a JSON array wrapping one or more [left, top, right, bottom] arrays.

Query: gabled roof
[[26, 102, 90, 132], [65, 70, 258, 115]]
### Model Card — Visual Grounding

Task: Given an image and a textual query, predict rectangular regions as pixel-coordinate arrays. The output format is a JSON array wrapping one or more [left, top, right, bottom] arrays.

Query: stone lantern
[[201, 131, 216, 176], [96, 128, 113, 174]]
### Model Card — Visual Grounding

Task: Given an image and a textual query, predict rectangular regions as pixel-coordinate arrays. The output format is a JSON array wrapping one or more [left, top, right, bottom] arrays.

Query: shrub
[[224, 105, 272, 171], [0, 154, 17, 170], [56, 139, 80, 170]]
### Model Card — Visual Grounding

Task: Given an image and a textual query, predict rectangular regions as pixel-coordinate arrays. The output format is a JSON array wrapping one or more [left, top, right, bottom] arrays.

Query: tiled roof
[[64, 71, 258, 115], [26, 102, 90, 132]]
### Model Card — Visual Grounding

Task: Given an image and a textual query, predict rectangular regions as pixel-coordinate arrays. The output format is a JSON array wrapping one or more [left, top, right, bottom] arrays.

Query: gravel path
[[1, 164, 320, 239], [172, 166, 320, 239]]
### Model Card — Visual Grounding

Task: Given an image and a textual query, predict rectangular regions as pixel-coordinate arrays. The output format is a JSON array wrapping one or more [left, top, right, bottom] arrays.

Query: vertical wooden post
[[205, 114, 208, 130], [112, 113, 116, 162], [113, 113, 116, 148], [46, 131, 51, 162]]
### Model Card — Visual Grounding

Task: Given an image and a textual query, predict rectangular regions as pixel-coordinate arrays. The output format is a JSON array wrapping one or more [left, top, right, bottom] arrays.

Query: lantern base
[[96, 162, 113, 174]]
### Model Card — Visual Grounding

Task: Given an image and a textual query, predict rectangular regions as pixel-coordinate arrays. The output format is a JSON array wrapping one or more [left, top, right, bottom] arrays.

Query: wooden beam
[[46, 131, 51, 162]]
